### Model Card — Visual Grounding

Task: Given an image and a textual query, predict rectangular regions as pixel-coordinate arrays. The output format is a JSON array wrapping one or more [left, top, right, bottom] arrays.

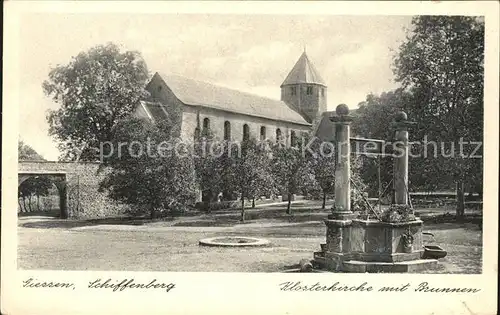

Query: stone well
[[314, 219, 436, 273], [311, 106, 438, 273]]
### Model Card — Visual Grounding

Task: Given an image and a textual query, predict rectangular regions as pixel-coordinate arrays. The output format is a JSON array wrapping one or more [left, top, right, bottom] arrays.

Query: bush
[[380, 204, 416, 223]]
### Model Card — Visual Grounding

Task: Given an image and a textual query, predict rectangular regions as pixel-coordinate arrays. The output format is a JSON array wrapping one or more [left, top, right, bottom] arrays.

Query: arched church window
[[203, 118, 210, 130], [291, 130, 297, 147], [306, 86, 313, 95], [260, 126, 266, 141], [243, 124, 250, 141], [321, 88, 325, 97], [291, 86, 297, 96], [276, 128, 282, 143], [224, 121, 231, 141], [157, 85, 162, 92], [202, 118, 210, 137]]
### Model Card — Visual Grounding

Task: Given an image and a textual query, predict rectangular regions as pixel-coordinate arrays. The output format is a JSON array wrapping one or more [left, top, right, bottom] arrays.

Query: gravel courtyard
[[17, 211, 482, 273]]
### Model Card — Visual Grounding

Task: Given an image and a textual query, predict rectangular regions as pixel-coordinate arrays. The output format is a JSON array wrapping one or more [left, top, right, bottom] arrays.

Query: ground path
[[17, 204, 482, 273]]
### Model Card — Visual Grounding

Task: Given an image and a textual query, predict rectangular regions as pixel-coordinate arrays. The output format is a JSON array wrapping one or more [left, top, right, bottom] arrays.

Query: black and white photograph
[[2, 1, 498, 315]]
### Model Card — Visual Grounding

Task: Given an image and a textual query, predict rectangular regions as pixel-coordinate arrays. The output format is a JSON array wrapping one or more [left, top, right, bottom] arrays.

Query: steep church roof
[[140, 101, 170, 122], [281, 52, 326, 87], [155, 73, 311, 126], [313, 111, 336, 143], [313, 108, 359, 142]]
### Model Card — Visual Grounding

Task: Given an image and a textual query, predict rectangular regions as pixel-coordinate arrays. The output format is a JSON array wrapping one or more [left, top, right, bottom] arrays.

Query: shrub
[[380, 204, 416, 223]]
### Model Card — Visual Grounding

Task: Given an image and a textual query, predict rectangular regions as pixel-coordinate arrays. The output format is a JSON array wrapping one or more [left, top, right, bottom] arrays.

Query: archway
[[18, 173, 68, 219]]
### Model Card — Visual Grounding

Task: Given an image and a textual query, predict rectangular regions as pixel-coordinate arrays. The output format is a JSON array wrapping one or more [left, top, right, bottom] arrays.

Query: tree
[[218, 142, 241, 202], [246, 140, 277, 208], [306, 135, 369, 211], [99, 117, 197, 219], [353, 90, 411, 141], [43, 43, 150, 161], [193, 128, 226, 203], [18, 177, 52, 212], [271, 140, 311, 214], [394, 16, 484, 218], [229, 139, 274, 222], [18, 140, 44, 161], [353, 91, 423, 196], [18, 141, 52, 212], [352, 94, 389, 198], [307, 137, 335, 209]]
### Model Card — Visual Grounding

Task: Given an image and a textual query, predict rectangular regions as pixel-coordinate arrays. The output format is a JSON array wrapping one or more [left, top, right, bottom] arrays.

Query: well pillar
[[313, 109, 438, 273]]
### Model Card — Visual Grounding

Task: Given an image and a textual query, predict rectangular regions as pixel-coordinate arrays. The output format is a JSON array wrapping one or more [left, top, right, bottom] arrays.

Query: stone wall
[[182, 105, 311, 145], [19, 161, 129, 219]]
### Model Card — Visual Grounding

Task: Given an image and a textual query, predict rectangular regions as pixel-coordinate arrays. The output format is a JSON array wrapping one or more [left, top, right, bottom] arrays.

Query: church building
[[135, 51, 328, 144]]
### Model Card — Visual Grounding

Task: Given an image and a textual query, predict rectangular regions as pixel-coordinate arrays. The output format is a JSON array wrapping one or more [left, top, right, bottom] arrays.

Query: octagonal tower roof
[[281, 51, 326, 87]]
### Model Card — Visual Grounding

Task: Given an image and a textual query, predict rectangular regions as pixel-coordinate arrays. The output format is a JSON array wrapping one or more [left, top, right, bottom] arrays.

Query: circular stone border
[[199, 236, 270, 247]]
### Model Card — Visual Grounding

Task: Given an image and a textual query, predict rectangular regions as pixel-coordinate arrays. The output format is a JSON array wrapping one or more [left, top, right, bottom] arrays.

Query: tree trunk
[[18, 198, 24, 212], [28, 195, 33, 212], [286, 193, 292, 215], [322, 191, 327, 209], [240, 194, 245, 222], [252, 197, 255, 208], [150, 206, 156, 220], [37, 194, 41, 211], [23, 197, 28, 212], [456, 181, 465, 219]]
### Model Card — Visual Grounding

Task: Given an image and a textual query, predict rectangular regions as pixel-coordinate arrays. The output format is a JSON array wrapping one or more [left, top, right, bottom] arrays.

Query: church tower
[[280, 51, 327, 124]]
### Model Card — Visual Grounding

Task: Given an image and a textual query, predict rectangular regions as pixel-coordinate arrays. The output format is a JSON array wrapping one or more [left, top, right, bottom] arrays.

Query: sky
[[18, 13, 413, 160]]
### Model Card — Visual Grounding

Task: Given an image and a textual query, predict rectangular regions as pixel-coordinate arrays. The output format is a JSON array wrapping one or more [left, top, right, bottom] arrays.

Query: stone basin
[[422, 245, 447, 259], [199, 236, 270, 247], [315, 218, 439, 272]]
